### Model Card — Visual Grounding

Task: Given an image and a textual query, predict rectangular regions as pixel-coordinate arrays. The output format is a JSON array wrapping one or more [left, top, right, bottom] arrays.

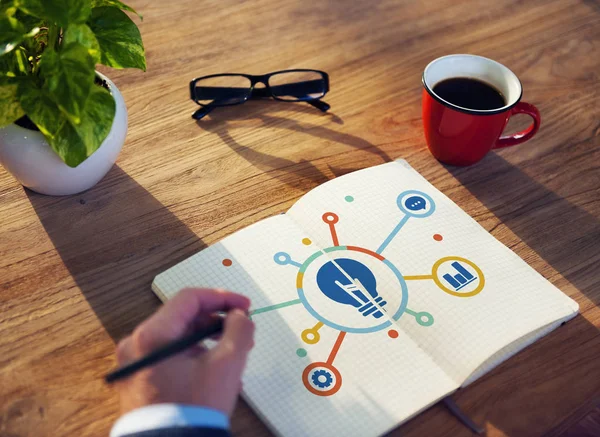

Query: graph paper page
[[286, 160, 579, 386], [153, 214, 456, 437]]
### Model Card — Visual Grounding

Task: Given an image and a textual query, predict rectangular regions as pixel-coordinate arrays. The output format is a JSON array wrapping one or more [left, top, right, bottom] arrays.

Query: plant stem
[[48, 25, 60, 50]]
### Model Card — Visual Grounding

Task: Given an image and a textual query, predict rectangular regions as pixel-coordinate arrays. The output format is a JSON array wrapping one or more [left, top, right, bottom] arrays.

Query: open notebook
[[153, 160, 578, 437]]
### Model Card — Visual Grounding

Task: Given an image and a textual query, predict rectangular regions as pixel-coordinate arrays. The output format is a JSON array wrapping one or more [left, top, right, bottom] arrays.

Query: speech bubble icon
[[405, 195, 427, 211]]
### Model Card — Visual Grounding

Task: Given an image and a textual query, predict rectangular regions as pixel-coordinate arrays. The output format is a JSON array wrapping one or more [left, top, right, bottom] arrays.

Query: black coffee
[[432, 77, 506, 110]]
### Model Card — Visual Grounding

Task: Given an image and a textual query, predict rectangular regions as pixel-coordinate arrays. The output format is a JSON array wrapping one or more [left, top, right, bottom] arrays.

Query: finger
[[214, 309, 255, 359], [116, 336, 134, 366], [208, 333, 222, 342], [133, 289, 250, 353], [156, 288, 250, 333], [190, 312, 225, 334], [185, 343, 208, 358]]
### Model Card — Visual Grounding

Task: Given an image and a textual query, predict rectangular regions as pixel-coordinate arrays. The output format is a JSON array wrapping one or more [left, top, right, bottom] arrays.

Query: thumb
[[215, 309, 255, 359]]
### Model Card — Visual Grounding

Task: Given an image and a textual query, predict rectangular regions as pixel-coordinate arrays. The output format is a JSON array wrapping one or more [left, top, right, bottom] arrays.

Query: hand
[[114, 288, 254, 416]]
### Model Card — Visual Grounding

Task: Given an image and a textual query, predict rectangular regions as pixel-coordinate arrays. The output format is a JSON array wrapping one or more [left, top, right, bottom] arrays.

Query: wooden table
[[1, 0, 599, 435]]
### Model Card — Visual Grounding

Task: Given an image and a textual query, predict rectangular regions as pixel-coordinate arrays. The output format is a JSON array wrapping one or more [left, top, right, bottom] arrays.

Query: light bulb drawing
[[317, 258, 386, 318], [248, 189, 486, 397]]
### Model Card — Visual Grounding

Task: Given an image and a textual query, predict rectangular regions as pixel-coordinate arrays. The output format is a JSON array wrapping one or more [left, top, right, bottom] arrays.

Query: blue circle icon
[[316, 258, 386, 319], [296, 246, 408, 334], [397, 190, 435, 218], [405, 196, 426, 211], [312, 369, 333, 388]]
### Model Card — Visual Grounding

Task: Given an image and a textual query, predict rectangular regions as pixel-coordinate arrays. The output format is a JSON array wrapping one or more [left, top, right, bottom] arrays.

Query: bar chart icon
[[442, 262, 477, 291]]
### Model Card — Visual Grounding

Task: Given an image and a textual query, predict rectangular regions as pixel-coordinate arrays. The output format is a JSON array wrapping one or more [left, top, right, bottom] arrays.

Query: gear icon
[[311, 369, 333, 388]]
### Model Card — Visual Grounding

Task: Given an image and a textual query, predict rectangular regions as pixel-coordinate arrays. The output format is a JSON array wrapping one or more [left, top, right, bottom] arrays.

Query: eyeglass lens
[[268, 71, 326, 101], [194, 71, 326, 106], [194, 75, 252, 106]]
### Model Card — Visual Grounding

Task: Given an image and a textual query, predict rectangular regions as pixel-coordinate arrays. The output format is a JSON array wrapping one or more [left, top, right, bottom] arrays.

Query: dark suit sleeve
[[121, 427, 231, 437]]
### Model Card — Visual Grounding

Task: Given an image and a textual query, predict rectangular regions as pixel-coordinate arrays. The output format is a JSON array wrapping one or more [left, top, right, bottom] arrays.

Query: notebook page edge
[[151, 281, 168, 303], [461, 310, 578, 387], [376, 389, 458, 437]]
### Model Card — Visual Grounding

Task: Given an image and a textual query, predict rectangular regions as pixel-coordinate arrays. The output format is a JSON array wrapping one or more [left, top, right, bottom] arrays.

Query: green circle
[[296, 348, 307, 357], [416, 312, 434, 327], [345, 195, 354, 202]]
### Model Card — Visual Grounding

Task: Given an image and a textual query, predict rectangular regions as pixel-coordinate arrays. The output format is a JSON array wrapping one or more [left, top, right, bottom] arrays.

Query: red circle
[[222, 259, 232, 267], [302, 362, 342, 396], [388, 330, 399, 338], [433, 234, 443, 241], [322, 212, 339, 225]]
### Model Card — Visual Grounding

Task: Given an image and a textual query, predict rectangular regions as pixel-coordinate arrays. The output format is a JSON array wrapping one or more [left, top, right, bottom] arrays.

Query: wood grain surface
[[1, 0, 599, 436]]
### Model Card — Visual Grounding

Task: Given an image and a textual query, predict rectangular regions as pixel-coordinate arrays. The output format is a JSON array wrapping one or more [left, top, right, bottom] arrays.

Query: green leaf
[[15, 0, 90, 26], [50, 86, 116, 167], [88, 7, 145, 71], [0, 78, 25, 126], [0, 46, 29, 76], [18, 81, 116, 167], [90, 0, 142, 20], [14, 7, 45, 31], [0, 14, 39, 56], [63, 23, 100, 63], [0, 0, 17, 16], [17, 80, 66, 137], [39, 43, 95, 124]]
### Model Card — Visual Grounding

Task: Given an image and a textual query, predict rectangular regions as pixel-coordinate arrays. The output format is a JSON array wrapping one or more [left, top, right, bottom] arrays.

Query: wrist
[[111, 404, 229, 437]]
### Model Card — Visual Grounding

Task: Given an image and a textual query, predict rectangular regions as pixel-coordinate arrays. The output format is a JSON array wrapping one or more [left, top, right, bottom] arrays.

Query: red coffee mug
[[422, 54, 541, 166]]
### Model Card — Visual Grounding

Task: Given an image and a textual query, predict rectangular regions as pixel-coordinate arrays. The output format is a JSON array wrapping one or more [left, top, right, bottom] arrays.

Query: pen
[[105, 318, 224, 384]]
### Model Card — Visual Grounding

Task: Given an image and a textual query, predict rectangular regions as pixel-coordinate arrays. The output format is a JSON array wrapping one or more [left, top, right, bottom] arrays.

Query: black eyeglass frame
[[189, 69, 330, 119]]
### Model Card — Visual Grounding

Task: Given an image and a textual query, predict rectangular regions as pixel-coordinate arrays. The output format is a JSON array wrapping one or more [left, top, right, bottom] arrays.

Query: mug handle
[[493, 102, 541, 149]]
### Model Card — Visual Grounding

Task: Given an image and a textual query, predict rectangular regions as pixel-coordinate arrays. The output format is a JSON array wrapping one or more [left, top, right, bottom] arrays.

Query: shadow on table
[[446, 152, 600, 307], [26, 165, 206, 342], [582, 0, 600, 13], [195, 100, 392, 190]]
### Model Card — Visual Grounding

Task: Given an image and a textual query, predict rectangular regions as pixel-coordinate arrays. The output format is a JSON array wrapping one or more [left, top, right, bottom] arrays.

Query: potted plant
[[0, 0, 145, 195]]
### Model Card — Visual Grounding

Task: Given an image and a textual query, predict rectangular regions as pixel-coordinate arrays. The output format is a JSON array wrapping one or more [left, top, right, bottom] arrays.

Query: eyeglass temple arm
[[307, 99, 330, 112], [192, 106, 214, 120]]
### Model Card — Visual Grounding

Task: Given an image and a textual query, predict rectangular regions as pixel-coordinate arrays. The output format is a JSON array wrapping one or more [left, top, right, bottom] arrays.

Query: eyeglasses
[[189, 69, 330, 120]]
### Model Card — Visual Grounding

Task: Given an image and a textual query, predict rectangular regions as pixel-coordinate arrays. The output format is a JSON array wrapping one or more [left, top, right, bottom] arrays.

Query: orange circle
[[302, 362, 342, 396], [433, 234, 443, 241], [222, 259, 232, 267], [388, 329, 399, 338], [322, 212, 339, 225]]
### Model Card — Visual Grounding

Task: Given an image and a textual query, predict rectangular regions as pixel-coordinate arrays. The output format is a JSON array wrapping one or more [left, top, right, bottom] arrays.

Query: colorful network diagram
[[246, 190, 485, 397]]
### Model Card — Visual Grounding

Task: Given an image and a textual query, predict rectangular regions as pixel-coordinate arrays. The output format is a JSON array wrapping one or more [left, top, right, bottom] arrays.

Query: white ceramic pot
[[0, 72, 127, 196]]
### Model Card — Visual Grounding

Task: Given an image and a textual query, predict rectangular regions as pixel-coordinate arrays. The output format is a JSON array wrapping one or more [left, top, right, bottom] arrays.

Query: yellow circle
[[301, 328, 320, 344], [302, 238, 312, 245], [431, 256, 485, 297]]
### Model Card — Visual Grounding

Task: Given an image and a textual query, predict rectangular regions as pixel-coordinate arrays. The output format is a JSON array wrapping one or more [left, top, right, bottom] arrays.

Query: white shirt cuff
[[110, 404, 229, 437]]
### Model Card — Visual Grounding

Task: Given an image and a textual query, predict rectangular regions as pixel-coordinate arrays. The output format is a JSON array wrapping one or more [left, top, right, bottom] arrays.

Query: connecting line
[[249, 299, 302, 318], [403, 275, 433, 281], [404, 308, 419, 317], [322, 213, 341, 246], [376, 215, 410, 254], [328, 223, 340, 246], [326, 331, 347, 365]]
